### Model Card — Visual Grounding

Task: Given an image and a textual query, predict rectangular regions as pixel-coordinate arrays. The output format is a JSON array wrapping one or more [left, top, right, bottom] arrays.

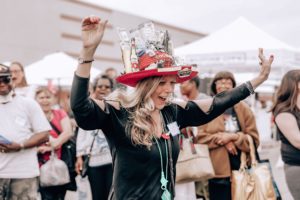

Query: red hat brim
[[116, 65, 198, 87]]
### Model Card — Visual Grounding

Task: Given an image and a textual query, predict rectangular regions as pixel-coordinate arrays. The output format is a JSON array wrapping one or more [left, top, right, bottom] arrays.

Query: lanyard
[[153, 112, 172, 200]]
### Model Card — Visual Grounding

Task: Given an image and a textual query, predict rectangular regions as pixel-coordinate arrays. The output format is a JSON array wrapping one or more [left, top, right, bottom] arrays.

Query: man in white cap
[[0, 63, 50, 199]]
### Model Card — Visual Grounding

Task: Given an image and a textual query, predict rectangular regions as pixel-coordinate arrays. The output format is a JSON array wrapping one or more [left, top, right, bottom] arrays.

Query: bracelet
[[78, 58, 94, 64], [245, 81, 255, 95]]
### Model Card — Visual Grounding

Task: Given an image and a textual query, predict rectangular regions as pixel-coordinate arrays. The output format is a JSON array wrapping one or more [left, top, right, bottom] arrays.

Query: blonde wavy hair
[[107, 76, 169, 148]]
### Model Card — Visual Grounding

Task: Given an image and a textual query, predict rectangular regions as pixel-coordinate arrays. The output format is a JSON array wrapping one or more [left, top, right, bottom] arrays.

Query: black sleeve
[[177, 83, 251, 128], [70, 74, 109, 130]]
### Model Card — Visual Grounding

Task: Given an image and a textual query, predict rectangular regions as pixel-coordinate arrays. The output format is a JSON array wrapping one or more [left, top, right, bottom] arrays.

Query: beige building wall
[[0, 0, 205, 73]]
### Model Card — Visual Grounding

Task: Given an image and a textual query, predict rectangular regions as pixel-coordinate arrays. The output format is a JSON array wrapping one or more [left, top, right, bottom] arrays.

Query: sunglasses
[[0, 76, 11, 84], [97, 85, 111, 89]]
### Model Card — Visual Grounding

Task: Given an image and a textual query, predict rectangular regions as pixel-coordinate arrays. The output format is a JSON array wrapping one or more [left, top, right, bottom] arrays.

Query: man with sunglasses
[[0, 64, 51, 199]]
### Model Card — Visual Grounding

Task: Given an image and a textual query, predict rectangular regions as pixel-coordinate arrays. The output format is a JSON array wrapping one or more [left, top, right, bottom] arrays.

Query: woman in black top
[[271, 70, 300, 199], [71, 16, 274, 200]]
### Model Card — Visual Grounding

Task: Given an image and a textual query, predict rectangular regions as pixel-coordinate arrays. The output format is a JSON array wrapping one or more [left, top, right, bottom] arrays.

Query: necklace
[[153, 112, 171, 200]]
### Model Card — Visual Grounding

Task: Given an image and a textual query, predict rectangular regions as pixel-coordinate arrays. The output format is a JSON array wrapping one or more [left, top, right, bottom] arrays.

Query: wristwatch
[[78, 58, 94, 64]]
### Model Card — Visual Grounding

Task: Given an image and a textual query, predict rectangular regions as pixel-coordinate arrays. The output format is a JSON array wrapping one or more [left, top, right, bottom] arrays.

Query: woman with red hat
[[70, 16, 274, 200]]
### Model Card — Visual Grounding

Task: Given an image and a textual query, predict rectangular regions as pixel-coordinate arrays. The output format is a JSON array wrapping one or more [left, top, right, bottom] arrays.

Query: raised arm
[[74, 16, 108, 109], [77, 16, 108, 79], [71, 16, 109, 130], [174, 48, 274, 128], [194, 48, 274, 114]]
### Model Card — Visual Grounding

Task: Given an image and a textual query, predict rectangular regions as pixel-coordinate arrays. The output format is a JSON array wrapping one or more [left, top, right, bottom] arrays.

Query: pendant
[[160, 172, 168, 189], [161, 189, 171, 200], [160, 172, 171, 200], [161, 133, 170, 140]]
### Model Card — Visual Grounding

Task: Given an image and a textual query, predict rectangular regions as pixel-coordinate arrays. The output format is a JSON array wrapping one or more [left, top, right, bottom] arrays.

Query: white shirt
[[14, 85, 37, 99], [76, 129, 112, 167], [0, 95, 51, 178]]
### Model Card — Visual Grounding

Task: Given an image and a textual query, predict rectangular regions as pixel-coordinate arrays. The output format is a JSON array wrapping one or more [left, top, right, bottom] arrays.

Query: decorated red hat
[[115, 22, 198, 87]]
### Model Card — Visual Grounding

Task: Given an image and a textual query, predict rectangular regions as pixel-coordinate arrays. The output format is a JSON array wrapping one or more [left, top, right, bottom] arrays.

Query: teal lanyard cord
[[154, 137, 168, 187], [153, 112, 171, 200], [159, 111, 169, 181], [154, 137, 171, 200]]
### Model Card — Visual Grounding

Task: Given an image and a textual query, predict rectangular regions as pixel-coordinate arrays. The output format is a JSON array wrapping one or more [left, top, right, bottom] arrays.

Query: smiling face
[[151, 75, 176, 110], [215, 78, 234, 94], [94, 78, 112, 99], [35, 90, 53, 113], [180, 80, 193, 96]]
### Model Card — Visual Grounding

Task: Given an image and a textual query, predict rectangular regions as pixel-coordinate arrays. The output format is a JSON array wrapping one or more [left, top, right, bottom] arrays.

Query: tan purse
[[176, 127, 215, 183], [231, 135, 276, 200]]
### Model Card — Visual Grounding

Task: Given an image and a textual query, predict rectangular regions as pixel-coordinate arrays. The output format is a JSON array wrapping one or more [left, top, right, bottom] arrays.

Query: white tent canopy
[[25, 52, 102, 86], [175, 17, 298, 74]]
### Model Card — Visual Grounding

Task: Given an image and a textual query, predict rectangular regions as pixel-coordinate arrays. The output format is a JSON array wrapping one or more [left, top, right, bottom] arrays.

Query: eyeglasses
[[10, 70, 22, 74], [215, 80, 233, 87], [97, 85, 111, 89], [0, 76, 11, 84]]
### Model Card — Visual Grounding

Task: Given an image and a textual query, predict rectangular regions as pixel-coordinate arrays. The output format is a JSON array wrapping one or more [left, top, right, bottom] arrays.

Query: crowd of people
[[0, 14, 299, 200]]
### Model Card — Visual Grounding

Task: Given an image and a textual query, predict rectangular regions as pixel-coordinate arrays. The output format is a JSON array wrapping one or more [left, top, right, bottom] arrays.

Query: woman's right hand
[[75, 156, 83, 175], [76, 16, 108, 78], [81, 16, 108, 53]]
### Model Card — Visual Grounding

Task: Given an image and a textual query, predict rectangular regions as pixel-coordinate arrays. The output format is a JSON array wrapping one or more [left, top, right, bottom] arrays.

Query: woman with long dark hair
[[271, 70, 300, 199]]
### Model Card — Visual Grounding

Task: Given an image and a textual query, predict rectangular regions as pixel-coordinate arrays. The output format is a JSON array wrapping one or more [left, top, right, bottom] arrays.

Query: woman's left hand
[[225, 142, 238, 155], [258, 48, 274, 80], [250, 48, 274, 89], [49, 138, 62, 150], [214, 132, 238, 145]]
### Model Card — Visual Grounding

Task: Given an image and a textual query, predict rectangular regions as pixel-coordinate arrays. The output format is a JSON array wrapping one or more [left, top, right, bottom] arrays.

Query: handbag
[[49, 122, 77, 191], [259, 159, 282, 200], [231, 135, 276, 200], [40, 150, 70, 187], [176, 127, 215, 183], [81, 130, 98, 178]]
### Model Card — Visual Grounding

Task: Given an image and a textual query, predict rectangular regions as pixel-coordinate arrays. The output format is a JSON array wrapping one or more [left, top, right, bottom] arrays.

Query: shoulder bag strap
[[87, 130, 99, 157], [49, 121, 61, 135]]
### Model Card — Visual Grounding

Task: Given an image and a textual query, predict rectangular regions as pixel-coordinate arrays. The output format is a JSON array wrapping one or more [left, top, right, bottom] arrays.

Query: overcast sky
[[83, 0, 300, 48]]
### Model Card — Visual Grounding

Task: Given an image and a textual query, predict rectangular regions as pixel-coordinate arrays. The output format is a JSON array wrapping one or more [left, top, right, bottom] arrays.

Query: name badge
[[167, 122, 180, 136]]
